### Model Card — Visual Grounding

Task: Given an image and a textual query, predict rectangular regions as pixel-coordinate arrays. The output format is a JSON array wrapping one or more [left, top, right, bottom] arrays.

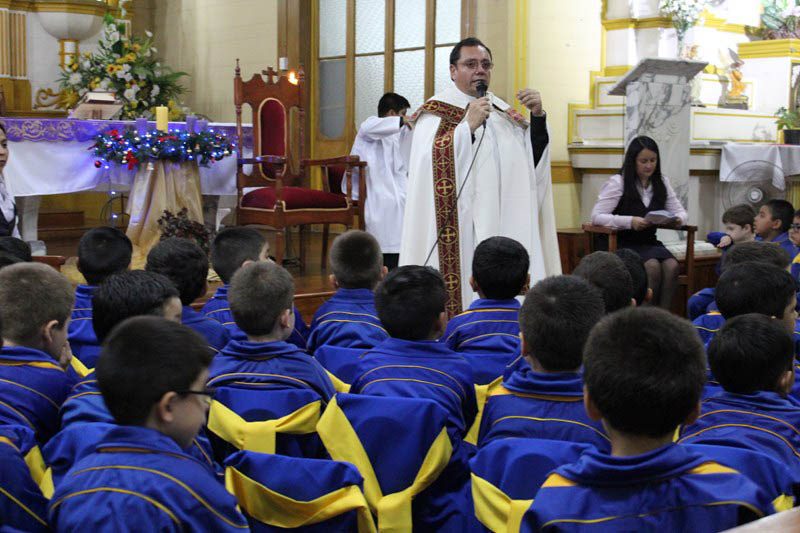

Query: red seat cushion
[[241, 186, 349, 211]]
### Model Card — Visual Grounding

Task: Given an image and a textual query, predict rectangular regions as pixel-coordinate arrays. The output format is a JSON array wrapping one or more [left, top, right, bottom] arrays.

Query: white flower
[[100, 78, 111, 90], [123, 87, 138, 101], [145, 30, 153, 38], [68, 73, 82, 85], [151, 84, 160, 97], [82, 60, 91, 69]]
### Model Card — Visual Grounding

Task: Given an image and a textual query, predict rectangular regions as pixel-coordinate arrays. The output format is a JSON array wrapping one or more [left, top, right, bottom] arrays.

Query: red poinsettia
[[125, 150, 139, 170]]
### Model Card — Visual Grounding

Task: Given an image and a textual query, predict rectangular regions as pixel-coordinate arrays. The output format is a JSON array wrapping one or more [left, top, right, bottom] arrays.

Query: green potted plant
[[776, 106, 800, 144]]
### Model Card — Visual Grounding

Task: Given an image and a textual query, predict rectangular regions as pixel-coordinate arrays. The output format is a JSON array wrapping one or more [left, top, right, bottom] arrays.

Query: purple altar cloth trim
[[3, 118, 254, 148]]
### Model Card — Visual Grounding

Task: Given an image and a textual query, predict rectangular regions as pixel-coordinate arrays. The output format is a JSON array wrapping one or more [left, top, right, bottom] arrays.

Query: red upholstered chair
[[233, 62, 361, 270]]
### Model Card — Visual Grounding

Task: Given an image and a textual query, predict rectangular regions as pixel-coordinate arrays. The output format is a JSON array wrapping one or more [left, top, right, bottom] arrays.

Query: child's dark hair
[[97, 316, 213, 426], [722, 204, 756, 229], [210, 227, 266, 284], [229, 261, 294, 336], [614, 248, 648, 306], [378, 92, 411, 117], [583, 307, 705, 438], [722, 241, 791, 271], [77, 227, 133, 285], [375, 266, 445, 340], [520, 275, 604, 371], [472, 237, 530, 299], [764, 199, 795, 233], [0, 237, 31, 262], [715, 262, 796, 319], [708, 313, 794, 394], [329, 230, 383, 289], [0, 252, 22, 269], [92, 270, 180, 342], [0, 263, 73, 344], [572, 251, 633, 313], [146, 237, 209, 305]]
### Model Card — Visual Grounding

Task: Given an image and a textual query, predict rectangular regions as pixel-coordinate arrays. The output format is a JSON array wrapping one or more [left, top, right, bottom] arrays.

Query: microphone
[[476, 81, 488, 98]]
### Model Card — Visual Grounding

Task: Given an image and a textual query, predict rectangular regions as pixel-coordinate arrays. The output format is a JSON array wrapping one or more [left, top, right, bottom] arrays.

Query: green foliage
[[775, 107, 800, 129], [760, 0, 800, 39], [157, 208, 214, 255]]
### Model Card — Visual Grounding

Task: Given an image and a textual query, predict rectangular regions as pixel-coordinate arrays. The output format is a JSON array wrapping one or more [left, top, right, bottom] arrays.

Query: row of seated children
[[0, 224, 794, 530]]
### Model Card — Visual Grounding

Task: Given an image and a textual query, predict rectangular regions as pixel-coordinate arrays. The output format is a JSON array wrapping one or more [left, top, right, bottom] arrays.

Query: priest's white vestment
[[348, 115, 411, 254], [399, 85, 561, 316]]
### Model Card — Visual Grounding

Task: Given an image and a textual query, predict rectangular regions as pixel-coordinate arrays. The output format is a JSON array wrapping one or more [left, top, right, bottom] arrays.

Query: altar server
[[307, 230, 387, 353], [208, 261, 335, 400], [202, 227, 309, 348], [349, 92, 411, 270], [442, 236, 529, 384], [0, 122, 20, 238], [68, 227, 132, 371], [478, 275, 608, 450], [0, 263, 74, 443], [350, 266, 477, 437], [48, 317, 248, 531], [679, 314, 800, 467], [522, 307, 771, 531], [146, 237, 229, 352]]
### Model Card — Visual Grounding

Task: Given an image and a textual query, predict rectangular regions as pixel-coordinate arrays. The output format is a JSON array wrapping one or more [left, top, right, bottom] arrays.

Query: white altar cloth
[[720, 143, 800, 190]]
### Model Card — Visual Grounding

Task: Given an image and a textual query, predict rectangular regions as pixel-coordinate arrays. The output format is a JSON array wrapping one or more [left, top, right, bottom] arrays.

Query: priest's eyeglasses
[[176, 388, 216, 405], [458, 60, 493, 71]]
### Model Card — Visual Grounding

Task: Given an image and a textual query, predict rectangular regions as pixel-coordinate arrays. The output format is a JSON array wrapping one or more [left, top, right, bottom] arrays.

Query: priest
[[400, 37, 561, 317]]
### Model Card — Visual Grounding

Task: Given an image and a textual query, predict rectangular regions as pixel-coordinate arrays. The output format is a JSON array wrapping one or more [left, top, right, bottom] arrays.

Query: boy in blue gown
[[48, 317, 248, 531], [207, 261, 335, 400], [67, 227, 132, 370], [572, 251, 635, 314], [202, 227, 309, 349], [47, 271, 217, 485], [441, 236, 529, 385], [522, 307, 772, 531], [0, 425, 48, 531], [679, 314, 800, 467], [307, 230, 388, 353], [146, 237, 229, 352], [755, 199, 798, 259], [478, 275, 609, 450], [0, 263, 75, 443], [351, 266, 477, 438]]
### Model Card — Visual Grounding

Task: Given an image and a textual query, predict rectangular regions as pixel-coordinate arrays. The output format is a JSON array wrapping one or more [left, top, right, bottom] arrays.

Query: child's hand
[[631, 217, 650, 231], [717, 235, 732, 248], [59, 341, 74, 370]]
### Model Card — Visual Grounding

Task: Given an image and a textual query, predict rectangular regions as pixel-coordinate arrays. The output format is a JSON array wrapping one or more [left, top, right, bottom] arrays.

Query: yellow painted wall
[[150, 0, 279, 122]]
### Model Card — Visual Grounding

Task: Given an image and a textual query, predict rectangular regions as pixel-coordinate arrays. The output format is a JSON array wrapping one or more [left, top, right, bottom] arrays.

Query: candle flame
[[288, 71, 298, 85]]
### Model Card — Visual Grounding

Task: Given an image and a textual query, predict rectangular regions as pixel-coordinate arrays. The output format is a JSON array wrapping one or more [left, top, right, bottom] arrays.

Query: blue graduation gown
[[0, 425, 48, 532], [350, 337, 477, 437], [441, 298, 520, 385], [202, 284, 310, 350], [478, 366, 609, 451], [48, 426, 248, 532], [67, 284, 100, 368], [521, 443, 772, 532], [0, 346, 73, 443], [679, 390, 800, 467], [306, 288, 388, 353], [181, 305, 230, 353], [208, 339, 336, 401], [687, 287, 716, 321]]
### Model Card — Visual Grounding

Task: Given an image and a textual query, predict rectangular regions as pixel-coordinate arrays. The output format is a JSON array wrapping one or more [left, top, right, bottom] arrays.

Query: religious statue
[[718, 48, 749, 109], [680, 44, 705, 107]]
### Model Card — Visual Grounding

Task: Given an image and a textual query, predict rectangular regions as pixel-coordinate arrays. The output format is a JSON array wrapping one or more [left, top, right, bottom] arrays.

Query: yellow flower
[[89, 81, 98, 89], [126, 53, 136, 62], [132, 43, 141, 52], [106, 64, 117, 74], [116, 57, 126, 64], [70, 63, 78, 71]]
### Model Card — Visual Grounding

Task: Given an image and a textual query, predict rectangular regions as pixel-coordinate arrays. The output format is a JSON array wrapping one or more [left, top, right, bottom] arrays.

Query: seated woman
[[0, 122, 19, 238], [591, 135, 687, 309]]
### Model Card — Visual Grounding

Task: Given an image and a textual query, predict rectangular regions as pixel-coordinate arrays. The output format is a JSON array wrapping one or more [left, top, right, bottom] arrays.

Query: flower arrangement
[[58, 13, 188, 120], [659, 0, 710, 46], [761, 1, 800, 39], [157, 208, 214, 255], [92, 127, 235, 170]]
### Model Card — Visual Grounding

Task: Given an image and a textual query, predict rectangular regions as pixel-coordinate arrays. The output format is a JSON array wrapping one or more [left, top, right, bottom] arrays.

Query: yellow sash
[[465, 376, 503, 446], [316, 396, 453, 532], [470, 473, 532, 533], [69, 357, 92, 379], [225, 464, 376, 532], [207, 399, 321, 454], [326, 370, 351, 393]]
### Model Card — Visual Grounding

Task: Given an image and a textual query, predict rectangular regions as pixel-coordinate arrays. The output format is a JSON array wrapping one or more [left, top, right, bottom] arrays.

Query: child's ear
[[630, 297, 637, 307], [683, 401, 701, 426], [644, 288, 653, 304], [583, 386, 603, 421], [41, 320, 62, 356], [433, 311, 447, 337], [520, 332, 528, 355], [328, 274, 338, 289], [520, 274, 531, 295], [156, 392, 178, 424], [771, 217, 783, 231], [280, 308, 293, 329], [779, 368, 795, 395], [469, 276, 478, 293], [380, 266, 388, 279]]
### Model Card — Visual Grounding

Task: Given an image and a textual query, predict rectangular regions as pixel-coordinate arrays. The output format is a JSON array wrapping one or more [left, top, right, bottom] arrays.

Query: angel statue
[[681, 44, 705, 106], [718, 47, 748, 109]]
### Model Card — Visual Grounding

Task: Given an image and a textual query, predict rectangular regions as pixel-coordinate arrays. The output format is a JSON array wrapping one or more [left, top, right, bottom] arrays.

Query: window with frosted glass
[[434, 46, 453, 94], [435, 0, 461, 45], [394, 50, 426, 111], [319, 59, 347, 138], [394, 0, 426, 49], [355, 55, 385, 127], [320, 0, 347, 58], [356, 0, 385, 54]]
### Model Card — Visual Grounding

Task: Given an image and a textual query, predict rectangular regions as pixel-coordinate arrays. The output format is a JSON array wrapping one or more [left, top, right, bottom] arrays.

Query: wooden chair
[[322, 162, 367, 231], [233, 61, 362, 271], [581, 223, 697, 298], [32, 255, 67, 271]]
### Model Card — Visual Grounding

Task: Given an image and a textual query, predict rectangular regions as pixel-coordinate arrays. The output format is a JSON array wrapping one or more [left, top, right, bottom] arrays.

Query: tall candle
[[155, 106, 169, 132]]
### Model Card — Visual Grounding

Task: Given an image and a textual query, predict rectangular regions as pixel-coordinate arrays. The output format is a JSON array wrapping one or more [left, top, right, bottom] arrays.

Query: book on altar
[[644, 210, 680, 225], [71, 91, 124, 120]]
